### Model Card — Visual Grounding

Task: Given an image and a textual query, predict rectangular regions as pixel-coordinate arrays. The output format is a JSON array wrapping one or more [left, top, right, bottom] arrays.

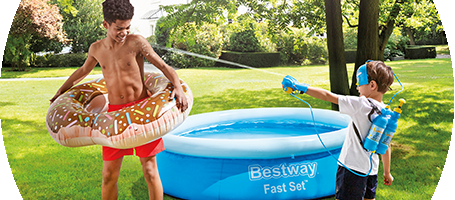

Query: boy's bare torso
[[90, 34, 148, 105]]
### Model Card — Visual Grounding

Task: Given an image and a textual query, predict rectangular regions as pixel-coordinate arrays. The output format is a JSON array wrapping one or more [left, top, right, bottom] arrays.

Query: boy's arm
[[135, 35, 188, 111], [305, 87, 339, 105], [381, 146, 394, 186], [50, 50, 98, 103]]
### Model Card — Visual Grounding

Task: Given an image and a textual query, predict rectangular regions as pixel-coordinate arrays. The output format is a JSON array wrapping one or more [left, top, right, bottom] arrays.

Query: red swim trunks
[[102, 97, 165, 161]]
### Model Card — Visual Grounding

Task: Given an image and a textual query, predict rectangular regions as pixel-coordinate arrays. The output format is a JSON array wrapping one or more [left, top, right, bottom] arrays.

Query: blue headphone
[[356, 60, 373, 86]]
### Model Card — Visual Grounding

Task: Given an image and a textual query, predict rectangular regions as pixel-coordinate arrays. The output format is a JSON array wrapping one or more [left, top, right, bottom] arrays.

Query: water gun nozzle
[[394, 98, 406, 113]]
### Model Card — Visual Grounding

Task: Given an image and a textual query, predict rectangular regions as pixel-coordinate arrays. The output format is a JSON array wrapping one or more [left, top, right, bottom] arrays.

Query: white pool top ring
[[162, 108, 350, 159], [46, 72, 193, 149]]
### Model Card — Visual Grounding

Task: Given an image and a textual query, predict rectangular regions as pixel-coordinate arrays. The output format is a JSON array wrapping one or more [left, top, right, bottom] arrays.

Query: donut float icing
[[46, 72, 193, 149]]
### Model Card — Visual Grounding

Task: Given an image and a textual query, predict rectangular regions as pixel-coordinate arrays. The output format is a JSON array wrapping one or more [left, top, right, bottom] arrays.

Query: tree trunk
[[350, 0, 380, 95], [324, 0, 349, 111], [406, 26, 416, 45], [378, 0, 404, 61]]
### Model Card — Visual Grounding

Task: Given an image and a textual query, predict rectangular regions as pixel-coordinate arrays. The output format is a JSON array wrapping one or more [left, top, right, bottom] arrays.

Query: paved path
[[0, 63, 169, 81], [436, 54, 451, 59]]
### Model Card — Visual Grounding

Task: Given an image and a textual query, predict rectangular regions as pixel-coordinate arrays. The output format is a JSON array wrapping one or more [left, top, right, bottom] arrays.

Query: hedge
[[216, 51, 280, 68], [345, 49, 356, 63], [405, 46, 437, 59], [32, 53, 88, 67]]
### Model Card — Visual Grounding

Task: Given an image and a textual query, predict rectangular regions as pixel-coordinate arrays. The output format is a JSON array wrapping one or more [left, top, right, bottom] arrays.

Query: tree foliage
[[159, 0, 443, 96], [161, 0, 238, 33], [32, 0, 104, 54], [228, 24, 263, 52], [10, 0, 66, 41], [59, 0, 105, 53], [5, 0, 66, 70], [163, 22, 224, 68], [164, 0, 453, 60]]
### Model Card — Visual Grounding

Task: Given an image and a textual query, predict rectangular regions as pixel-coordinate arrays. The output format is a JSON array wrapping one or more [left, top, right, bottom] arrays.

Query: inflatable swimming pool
[[157, 107, 350, 200]]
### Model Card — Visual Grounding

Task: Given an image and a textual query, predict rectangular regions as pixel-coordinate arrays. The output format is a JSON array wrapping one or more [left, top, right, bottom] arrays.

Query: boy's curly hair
[[102, 0, 134, 24], [366, 61, 394, 93]]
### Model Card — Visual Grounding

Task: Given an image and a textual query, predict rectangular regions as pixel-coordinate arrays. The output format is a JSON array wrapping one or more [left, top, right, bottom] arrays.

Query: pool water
[[177, 120, 342, 139]]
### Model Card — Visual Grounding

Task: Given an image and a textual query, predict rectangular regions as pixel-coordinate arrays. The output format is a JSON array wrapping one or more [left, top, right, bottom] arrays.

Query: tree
[[31, 0, 104, 54], [161, 0, 442, 99], [60, 0, 105, 53], [397, 0, 442, 45], [345, 0, 442, 94], [161, 0, 352, 109], [324, 0, 349, 110], [4, 0, 66, 70], [350, 0, 380, 95]]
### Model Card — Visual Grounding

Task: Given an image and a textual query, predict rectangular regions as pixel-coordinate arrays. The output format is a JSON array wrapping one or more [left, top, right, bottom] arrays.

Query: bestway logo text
[[248, 162, 317, 181]]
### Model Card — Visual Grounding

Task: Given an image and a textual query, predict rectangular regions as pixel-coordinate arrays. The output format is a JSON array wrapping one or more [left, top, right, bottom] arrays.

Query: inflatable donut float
[[46, 72, 193, 149]]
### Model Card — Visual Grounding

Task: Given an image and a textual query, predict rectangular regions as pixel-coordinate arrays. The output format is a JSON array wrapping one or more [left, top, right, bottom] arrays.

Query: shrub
[[384, 34, 409, 60], [163, 22, 223, 68], [306, 37, 328, 65], [254, 22, 276, 53], [3, 34, 32, 71], [275, 28, 328, 65], [222, 16, 274, 53], [228, 25, 263, 52], [146, 35, 156, 45], [31, 53, 88, 67], [275, 28, 306, 65], [154, 17, 171, 57], [344, 28, 358, 50]]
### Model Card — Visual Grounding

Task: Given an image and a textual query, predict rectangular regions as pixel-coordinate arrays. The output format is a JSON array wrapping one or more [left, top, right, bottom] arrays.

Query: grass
[[0, 66, 103, 79], [0, 58, 453, 199], [433, 44, 453, 55], [406, 44, 450, 55], [435, 45, 450, 55], [405, 44, 450, 56]]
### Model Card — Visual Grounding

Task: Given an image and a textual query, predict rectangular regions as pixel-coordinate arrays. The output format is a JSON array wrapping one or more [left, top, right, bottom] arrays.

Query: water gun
[[376, 99, 405, 154], [282, 75, 309, 94]]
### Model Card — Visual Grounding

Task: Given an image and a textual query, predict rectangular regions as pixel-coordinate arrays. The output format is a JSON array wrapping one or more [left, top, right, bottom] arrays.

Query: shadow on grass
[[1, 110, 104, 199], [0, 101, 16, 107], [131, 176, 149, 199], [376, 87, 453, 198]]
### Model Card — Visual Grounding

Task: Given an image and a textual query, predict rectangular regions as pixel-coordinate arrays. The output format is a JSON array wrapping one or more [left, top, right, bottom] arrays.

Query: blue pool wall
[[157, 108, 350, 199]]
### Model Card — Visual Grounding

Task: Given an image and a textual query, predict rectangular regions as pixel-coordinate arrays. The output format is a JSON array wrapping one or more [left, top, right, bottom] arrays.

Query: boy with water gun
[[282, 60, 395, 200]]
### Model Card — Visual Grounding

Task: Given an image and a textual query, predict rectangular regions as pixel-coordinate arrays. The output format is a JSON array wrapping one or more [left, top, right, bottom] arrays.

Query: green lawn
[[0, 58, 453, 199], [0, 66, 103, 79]]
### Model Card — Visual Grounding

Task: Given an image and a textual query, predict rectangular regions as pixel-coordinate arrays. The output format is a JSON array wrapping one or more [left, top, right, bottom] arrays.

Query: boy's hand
[[170, 87, 188, 112], [383, 173, 394, 186], [282, 75, 309, 94]]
